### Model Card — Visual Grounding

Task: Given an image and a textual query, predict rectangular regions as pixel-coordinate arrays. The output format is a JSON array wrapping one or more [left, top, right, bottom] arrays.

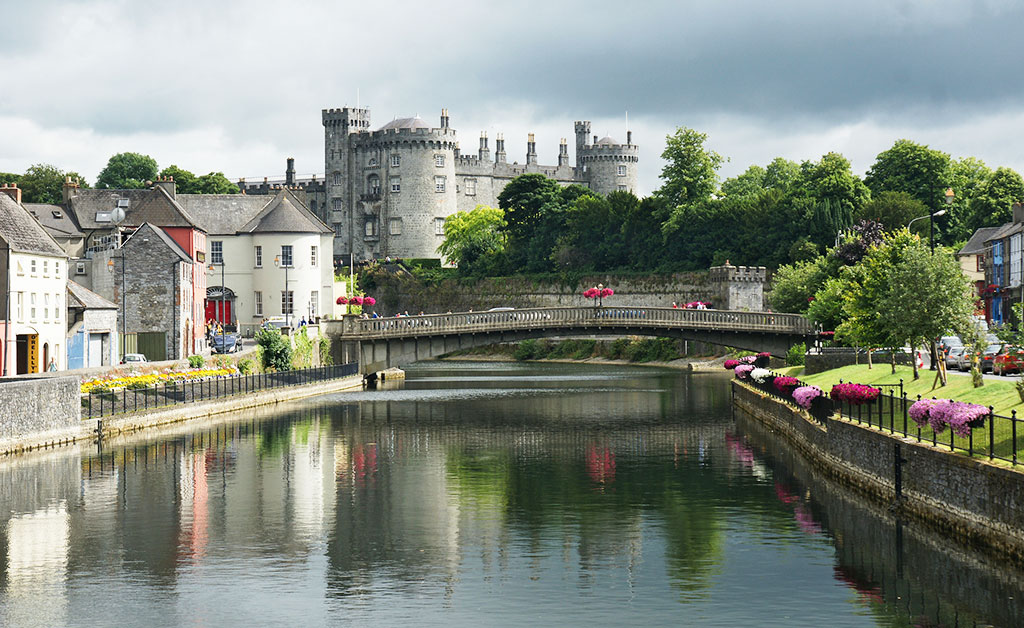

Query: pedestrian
[[47, 358, 57, 372], [672, 302, 678, 309]]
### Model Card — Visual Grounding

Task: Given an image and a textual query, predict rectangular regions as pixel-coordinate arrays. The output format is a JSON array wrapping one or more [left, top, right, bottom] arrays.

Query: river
[[1, 361, 1022, 626]]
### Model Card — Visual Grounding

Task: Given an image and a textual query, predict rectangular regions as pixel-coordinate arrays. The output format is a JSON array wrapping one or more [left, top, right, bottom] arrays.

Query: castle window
[[435, 154, 445, 168], [390, 176, 401, 193], [365, 220, 378, 237], [75, 261, 86, 275], [332, 172, 341, 185], [434, 176, 446, 193], [618, 185, 627, 191], [389, 218, 402, 235], [465, 178, 476, 196], [332, 198, 342, 210], [369, 157, 378, 166], [310, 200, 317, 213], [618, 165, 627, 176], [434, 217, 446, 235], [367, 175, 381, 195], [391, 154, 400, 167]]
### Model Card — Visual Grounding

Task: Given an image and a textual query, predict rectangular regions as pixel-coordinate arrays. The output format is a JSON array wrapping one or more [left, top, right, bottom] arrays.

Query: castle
[[240, 107, 639, 263]]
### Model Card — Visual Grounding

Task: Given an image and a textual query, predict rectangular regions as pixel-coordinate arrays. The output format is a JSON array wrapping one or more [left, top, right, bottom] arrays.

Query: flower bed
[[750, 368, 773, 384], [830, 383, 880, 406], [793, 386, 823, 409], [80, 367, 238, 394], [724, 359, 741, 370], [734, 364, 754, 380], [908, 398, 989, 437], [773, 376, 800, 396]]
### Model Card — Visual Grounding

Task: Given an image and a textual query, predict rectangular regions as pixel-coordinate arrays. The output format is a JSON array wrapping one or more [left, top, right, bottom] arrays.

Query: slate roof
[[68, 187, 199, 231], [959, 226, 1000, 256], [984, 221, 1021, 244], [25, 203, 84, 239], [124, 222, 194, 264], [0, 193, 67, 257], [179, 189, 331, 235], [378, 116, 430, 131], [67, 280, 116, 310]]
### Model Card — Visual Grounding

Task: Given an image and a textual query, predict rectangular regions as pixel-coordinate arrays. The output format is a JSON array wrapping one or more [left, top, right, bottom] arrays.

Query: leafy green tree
[[0, 172, 20, 185], [855, 190, 928, 233], [554, 191, 638, 271], [17, 163, 90, 204], [768, 256, 833, 313], [788, 237, 819, 263], [864, 139, 951, 209], [255, 327, 292, 371], [437, 204, 507, 273], [964, 166, 1024, 233], [159, 165, 197, 193], [806, 275, 848, 332], [720, 165, 765, 199], [96, 152, 158, 189], [498, 173, 578, 272], [656, 127, 724, 209], [944, 157, 993, 243], [195, 171, 239, 194], [762, 157, 801, 193]]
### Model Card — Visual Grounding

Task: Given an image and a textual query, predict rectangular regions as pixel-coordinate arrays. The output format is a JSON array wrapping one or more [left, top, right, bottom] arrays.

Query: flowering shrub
[[830, 383, 880, 405], [724, 359, 741, 369], [734, 364, 754, 379], [792, 386, 823, 409], [773, 376, 800, 394], [736, 355, 757, 365], [757, 352, 771, 358], [750, 368, 772, 383], [908, 398, 989, 437], [80, 367, 237, 394], [583, 287, 614, 299]]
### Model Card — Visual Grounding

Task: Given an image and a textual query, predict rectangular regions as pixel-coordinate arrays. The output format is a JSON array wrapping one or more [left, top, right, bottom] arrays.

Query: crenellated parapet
[[350, 126, 457, 150], [709, 262, 767, 311]]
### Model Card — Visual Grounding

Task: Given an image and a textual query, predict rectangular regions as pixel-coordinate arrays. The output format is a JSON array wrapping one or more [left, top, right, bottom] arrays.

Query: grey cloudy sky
[[2, 0, 1023, 196]]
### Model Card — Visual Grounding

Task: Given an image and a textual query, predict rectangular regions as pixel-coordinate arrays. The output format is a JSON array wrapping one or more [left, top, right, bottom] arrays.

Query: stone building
[[66, 280, 118, 369]]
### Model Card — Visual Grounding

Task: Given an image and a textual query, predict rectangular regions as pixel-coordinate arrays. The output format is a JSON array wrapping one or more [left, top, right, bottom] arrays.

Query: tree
[[655, 127, 724, 209], [964, 166, 1024, 233], [437, 205, 506, 273], [944, 157, 993, 244], [96, 152, 158, 189], [768, 256, 833, 313], [720, 165, 765, 199], [864, 139, 951, 210], [497, 173, 577, 272], [159, 165, 197, 193], [17, 163, 90, 204], [195, 171, 239, 194], [255, 327, 292, 371], [854, 190, 928, 233], [762, 157, 801, 193]]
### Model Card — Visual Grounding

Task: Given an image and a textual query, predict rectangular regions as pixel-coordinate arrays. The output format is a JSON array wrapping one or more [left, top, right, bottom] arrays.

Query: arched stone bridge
[[323, 306, 816, 375]]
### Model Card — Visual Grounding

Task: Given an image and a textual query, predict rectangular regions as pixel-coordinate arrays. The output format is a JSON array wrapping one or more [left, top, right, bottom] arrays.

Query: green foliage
[[720, 165, 766, 199], [788, 238, 819, 263], [513, 338, 550, 360], [438, 204, 507, 273], [768, 256, 832, 313], [318, 335, 333, 366], [855, 190, 928, 233], [964, 166, 1024, 234], [291, 327, 314, 369], [547, 339, 598, 360], [195, 171, 239, 194], [786, 343, 807, 366], [127, 380, 152, 390], [255, 327, 293, 371], [214, 355, 233, 369], [864, 139, 951, 210], [187, 354, 204, 368], [622, 338, 680, 362], [18, 164, 90, 204], [238, 358, 256, 375], [96, 152, 158, 189], [159, 165, 197, 192], [656, 127, 724, 209], [603, 337, 632, 360]]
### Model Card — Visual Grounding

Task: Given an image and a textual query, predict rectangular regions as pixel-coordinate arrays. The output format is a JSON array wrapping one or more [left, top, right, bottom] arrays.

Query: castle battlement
[[709, 264, 767, 283]]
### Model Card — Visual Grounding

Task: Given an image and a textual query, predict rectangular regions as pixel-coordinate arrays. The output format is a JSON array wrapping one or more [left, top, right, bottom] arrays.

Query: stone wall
[[732, 380, 1024, 561], [0, 376, 80, 442], [805, 348, 915, 374]]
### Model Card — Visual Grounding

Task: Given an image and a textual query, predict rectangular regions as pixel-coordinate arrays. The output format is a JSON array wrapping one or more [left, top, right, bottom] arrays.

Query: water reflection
[[0, 362, 1020, 626]]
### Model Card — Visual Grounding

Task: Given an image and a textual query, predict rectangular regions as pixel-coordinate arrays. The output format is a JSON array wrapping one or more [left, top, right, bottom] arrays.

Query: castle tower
[[495, 134, 506, 164], [574, 121, 591, 171], [526, 133, 537, 166], [285, 157, 295, 186], [578, 131, 639, 195], [323, 106, 372, 258], [558, 138, 569, 167], [478, 132, 490, 162]]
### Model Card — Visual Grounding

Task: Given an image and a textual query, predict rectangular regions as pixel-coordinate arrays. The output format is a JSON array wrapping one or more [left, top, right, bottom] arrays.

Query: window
[[16, 260, 23, 275], [369, 157, 378, 166], [30, 293, 36, 321], [43, 293, 49, 320], [618, 165, 627, 176], [254, 291, 263, 316], [977, 255, 986, 273], [280, 245, 293, 267], [281, 290, 293, 315], [390, 218, 402, 235], [43, 260, 49, 277], [434, 217, 446, 235], [311, 245, 318, 267], [75, 261, 86, 275], [1012, 233, 1022, 287], [332, 171, 342, 185], [464, 178, 476, 196], [434, 176, 446, 193], [55, 293, 60, 320], [310, 291, 318, 317], [618, 184, 628, 191], [332, 198, 342, 210], [16, 293, 22, 321], [254, 245, 262, 268], [367, 175, 380, 195], [30, 260, 37, 276], [211, 241, 223, 264], [365, 220, 377, 237], [55, 262, 60, 278], [390, 176, 401, 193], [391, 154, 400, 167], [435, 154, 445, 167]]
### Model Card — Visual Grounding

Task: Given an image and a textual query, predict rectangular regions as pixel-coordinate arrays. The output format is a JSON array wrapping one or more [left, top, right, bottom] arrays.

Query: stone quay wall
[[732, 380, 1024, 561], [0, 376, 81, 442], [805, 348, 915, 374]]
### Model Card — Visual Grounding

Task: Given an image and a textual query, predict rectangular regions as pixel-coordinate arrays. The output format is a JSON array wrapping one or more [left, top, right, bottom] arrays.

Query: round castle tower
[[574, 122, 639, 195]]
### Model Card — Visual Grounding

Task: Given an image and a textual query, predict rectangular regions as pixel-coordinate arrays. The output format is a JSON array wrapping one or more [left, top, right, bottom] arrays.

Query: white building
[[0, 185, 70, 374], [177, 188, 336, 336]]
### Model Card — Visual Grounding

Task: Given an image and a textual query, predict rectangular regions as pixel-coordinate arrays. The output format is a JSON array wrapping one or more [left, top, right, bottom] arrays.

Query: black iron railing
[[82, 363, 359, 420]]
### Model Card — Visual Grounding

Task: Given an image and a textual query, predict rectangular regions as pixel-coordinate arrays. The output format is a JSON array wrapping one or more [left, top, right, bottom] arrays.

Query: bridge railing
[[337, 307, 815, 338]]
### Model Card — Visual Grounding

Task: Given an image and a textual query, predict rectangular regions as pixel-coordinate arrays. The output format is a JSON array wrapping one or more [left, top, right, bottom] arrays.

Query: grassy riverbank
[[779, 364, 1024, 416]]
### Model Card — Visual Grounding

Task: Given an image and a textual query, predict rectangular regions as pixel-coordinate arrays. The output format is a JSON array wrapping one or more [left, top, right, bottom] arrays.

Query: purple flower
[[734, 365, 754, 380], [793, 386, 823, 409]]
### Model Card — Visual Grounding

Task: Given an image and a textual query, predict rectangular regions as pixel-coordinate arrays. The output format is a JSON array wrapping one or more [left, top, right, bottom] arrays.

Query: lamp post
[[208, 262, 225, 351], [907, 209, 947, 253], [274, 254, 292, 328]]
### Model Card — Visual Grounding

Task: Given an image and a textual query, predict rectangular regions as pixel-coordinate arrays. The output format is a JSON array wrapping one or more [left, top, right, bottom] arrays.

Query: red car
[[993, 345, 1024, 376]]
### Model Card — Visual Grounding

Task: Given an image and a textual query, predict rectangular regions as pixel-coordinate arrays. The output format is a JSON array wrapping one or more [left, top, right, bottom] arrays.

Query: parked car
[[261, 316, 288, 330], [944, 346, 965, 370], [994, 345, 1024, 376], [938, 335, 963, 356], [957, 345, 1002, 372], [212, 332, 240, 354], [122, 353, 147, 364]]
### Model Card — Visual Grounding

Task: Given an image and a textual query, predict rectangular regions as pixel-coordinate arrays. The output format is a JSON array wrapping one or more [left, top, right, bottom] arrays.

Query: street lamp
[[274, 254, 292, 328], [907, 208, 947, 253], [208, 262, 225, 351]]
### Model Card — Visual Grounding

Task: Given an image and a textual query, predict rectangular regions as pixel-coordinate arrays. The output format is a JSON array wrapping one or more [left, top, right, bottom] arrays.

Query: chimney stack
[[526, 133, 537, 165], [286, 157, 295, 186], [62, 176, 80, 205], [0, 183, 21, 205]]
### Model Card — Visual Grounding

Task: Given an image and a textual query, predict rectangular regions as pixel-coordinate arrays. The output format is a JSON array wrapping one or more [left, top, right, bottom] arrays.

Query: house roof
[[124, 222, 194, 264], [959, 226, 1000, 256], [68, 186, 200, 231], [25, 203, 84, 239], [177, 189, 330, 235], [67, 280, 116, 310], [0, 193, 67, 257], [240, 189, 333, 234], [985, 221, 1021, 244]]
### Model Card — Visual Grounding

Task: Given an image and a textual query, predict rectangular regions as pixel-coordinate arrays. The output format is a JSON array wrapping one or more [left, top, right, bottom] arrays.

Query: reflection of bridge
[[323, 307, 816, 375]]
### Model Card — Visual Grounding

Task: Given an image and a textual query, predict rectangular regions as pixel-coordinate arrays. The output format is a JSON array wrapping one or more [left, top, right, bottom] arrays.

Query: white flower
[[751, 368, 772, 383]]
